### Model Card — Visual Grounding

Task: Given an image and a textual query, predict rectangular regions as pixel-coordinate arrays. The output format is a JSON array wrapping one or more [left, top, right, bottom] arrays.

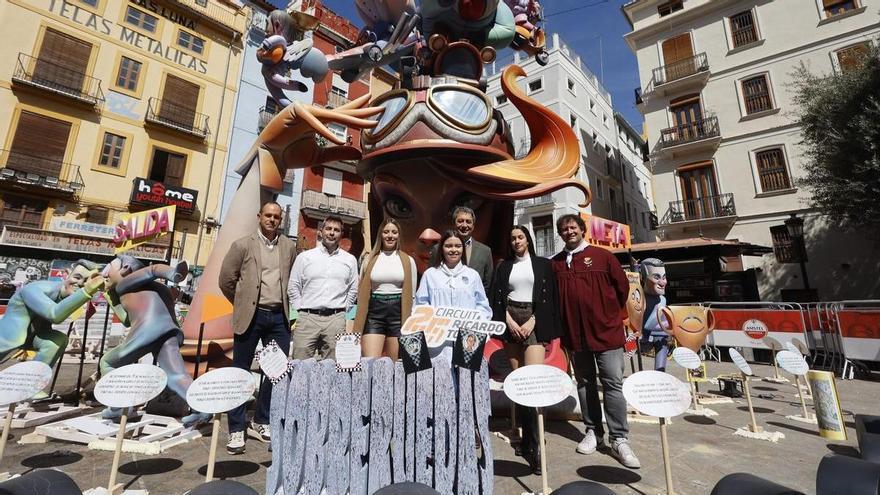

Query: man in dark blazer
[[218, 201, 296, 455], [453, 206, 494, 292]]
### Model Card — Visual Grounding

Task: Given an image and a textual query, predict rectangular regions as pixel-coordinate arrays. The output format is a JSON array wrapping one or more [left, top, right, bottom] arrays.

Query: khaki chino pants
[[292, 312, 346, 361]]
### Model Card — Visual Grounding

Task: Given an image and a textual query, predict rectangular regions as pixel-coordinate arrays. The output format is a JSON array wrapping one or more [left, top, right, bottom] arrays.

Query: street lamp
[[784, 213, 810, 290]]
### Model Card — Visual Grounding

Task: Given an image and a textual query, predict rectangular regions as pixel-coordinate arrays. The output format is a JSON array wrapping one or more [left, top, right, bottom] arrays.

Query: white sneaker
[[248, 421, 270, 442], [611, 438, 641, 469], [226, 431, 246, 455], [576, 429, 601, 454]]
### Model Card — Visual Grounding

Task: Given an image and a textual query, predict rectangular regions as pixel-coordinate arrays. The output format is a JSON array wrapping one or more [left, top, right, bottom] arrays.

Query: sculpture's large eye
[[384, 194, 413, 219]]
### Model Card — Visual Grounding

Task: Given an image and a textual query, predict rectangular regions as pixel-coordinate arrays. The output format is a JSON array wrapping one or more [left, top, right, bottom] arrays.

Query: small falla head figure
[[623, 271, 645, 336], [659, 305, 716, 352], [639, 258, 667, 297]]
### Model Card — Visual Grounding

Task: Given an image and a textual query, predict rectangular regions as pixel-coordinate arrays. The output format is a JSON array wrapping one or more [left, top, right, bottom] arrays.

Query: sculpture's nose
[[419, 228, 441, 247]]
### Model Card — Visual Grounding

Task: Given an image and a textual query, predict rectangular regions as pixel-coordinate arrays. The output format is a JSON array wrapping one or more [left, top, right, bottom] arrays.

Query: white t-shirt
[[508, 254, 534, 303], [370, 250, 406, 294]]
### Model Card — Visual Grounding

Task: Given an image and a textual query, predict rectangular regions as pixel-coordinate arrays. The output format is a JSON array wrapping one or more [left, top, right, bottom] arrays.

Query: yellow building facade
[[0, 0, 246, 286]]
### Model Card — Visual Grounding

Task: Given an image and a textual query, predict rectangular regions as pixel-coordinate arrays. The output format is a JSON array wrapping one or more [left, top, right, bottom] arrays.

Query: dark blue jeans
[[227, 308, 291, 434]]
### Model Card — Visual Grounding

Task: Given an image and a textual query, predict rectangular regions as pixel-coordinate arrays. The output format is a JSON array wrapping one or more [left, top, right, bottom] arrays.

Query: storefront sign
[[742, 318, 768, 341], [114, 205, 176, 254], [130, 178, 198, 213], [0, 226, 168, 261], [42, 0, 209, 74], [49, 217, 116, 239], [581, 213, 631, 250]]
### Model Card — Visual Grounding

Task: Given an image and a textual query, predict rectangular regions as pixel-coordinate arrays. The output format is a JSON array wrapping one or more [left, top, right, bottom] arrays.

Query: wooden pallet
[[0, 403, 86, 429], [20, 412, 201, 455]]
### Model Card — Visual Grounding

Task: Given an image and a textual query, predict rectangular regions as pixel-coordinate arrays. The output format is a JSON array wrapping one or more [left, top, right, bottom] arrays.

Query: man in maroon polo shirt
[[550, 213, 640, 469]]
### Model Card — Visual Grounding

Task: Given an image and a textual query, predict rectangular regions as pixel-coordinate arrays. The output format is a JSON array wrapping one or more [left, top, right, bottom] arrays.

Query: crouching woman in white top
[[353, 218, 417, 360], [415, 230, 492, 361]]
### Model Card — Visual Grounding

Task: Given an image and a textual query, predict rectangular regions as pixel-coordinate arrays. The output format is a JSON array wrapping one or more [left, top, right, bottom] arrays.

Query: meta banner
[[130, 177, 197, 214], [114, 205, 176, 254], [581, 213, 632, 250]]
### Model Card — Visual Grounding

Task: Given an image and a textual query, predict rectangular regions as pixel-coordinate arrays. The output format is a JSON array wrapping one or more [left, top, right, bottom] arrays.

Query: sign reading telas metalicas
[[130, 178, 198, 214]]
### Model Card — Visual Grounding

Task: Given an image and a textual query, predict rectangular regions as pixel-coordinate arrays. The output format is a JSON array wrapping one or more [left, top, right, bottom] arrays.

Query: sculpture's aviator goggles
[[364, 85, 493, 142]]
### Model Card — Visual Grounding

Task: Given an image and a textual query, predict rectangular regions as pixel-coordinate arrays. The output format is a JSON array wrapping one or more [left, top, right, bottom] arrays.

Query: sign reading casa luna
[[43, 0, 209, 74]]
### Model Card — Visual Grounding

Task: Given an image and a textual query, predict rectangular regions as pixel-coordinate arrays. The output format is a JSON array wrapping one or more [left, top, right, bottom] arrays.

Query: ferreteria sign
[[0, 226, 168, 261], [42, 0, 208, 74], [130, 177, 198, 214]]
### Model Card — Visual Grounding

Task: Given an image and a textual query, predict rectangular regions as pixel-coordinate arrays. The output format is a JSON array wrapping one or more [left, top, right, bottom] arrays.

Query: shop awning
[[611, 237, 773, 259]]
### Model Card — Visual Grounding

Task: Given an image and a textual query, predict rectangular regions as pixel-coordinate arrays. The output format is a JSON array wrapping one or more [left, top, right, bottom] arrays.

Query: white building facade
[[487, 34, 656, 257], [624, 0, 880, 300]]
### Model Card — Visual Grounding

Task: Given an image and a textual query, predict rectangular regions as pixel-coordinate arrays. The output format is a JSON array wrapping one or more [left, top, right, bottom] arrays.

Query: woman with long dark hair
[[353, 218, 416, 359], [489, 225, 563, 474]]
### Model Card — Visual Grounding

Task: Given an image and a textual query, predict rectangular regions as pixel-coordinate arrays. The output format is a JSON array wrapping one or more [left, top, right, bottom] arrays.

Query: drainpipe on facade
[[193, 26, 241, 268]]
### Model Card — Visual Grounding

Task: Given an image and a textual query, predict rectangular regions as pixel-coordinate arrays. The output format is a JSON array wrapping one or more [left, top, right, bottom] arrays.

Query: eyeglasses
[[364, 84, 493, 142]]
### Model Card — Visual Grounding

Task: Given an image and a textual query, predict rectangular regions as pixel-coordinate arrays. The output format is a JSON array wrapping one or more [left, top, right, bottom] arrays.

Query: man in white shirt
[[288, 215, 359, 360]]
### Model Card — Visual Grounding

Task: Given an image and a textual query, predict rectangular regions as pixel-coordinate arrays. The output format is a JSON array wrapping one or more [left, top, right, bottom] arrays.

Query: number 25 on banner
[[401, 306, 450, 347]]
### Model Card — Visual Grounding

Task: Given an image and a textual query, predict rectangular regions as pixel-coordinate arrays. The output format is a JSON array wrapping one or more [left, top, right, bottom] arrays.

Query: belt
[[257, 304, 283, 312], [507, 299, 532, 308], [371, 293, 402, 300], [300, 308, 345, 316]]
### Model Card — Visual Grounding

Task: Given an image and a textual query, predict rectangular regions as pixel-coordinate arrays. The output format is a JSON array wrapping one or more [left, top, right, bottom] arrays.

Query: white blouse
[[508, 254, 534, 303]]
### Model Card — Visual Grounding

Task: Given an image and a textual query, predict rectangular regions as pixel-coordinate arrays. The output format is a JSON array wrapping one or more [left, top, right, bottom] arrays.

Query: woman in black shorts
[[489, 225, 563, 474], [353, 218, 417, 359]]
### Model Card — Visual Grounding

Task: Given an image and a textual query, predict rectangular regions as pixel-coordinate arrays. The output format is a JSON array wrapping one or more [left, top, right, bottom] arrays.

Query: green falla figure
[[0, 259, 104, 368]]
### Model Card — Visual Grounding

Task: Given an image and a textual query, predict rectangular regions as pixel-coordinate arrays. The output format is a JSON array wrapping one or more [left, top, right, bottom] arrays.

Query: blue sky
[[269, 0, 643, 131]]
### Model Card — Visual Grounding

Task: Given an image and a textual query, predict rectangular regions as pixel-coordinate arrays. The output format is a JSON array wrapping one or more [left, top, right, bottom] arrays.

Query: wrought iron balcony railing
[[0, 149, 84, 197], [660, 193, 736, 224], [517, 194, 554, 207], [12, 53, 104, 107], [146, 97, 210, 139], [659, 116, 720, 149], [653, 52, 709, 86], [172, 0, 245, 32], [300, 189, 366, 221]]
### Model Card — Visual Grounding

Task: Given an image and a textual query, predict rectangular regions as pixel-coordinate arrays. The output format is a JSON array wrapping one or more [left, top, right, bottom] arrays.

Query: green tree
[[793, 43, 880, 230]]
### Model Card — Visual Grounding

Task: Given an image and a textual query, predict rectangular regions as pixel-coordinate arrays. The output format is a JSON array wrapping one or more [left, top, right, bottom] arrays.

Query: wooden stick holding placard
[[659, 417, 676, 495], [0, 404, 14, 462], [537, 408, 549, 495], [795, 376, 811, 420], [107, 412, 127, 494], [688, 377, 701, 413], [206, 413, 221, 482], [741, 373, 761, 433]]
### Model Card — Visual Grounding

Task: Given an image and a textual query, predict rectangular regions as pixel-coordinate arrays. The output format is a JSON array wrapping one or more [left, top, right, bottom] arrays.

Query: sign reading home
[[130, 178, 197, 214]]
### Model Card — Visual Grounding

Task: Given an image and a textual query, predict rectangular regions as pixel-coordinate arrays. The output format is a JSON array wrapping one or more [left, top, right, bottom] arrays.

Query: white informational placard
[[671, 347, 702, 370], [763, 336, 783, 351], [729, 348, 753, 376], [401, 306, 504, 348], [503, 365, 573, 408], [335, 333, 363, 372], [257, 340, 292, 384], [94, 364, 167, 408], [623, 371, 692, 418], [0, 361, 53, 407], [776, 350, 809, 376], [186, 368, 255, 414]]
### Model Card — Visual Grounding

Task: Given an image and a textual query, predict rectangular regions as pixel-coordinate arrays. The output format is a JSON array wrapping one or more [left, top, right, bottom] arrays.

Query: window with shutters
[[98, 133, 126, 170], [741, 74, 773, 115], [823, 0, 859, 18], [8, 111, 71, 178], [836, 42, 870, 73], [125, 6, 158, 33], [532, 215, 555, 257], [729, 10, 759, 48], [114, 56, 142, 93], [149, 148, 186, 187], [35, 28, 93, 93], [0, 195, 47, 230], [528, 78, 542, 94], [658, 0, 683, 17], [177, 30, 206, 55], [754, 148, 792, 193], [770, 225, 797, 263], [159, 75, 200, 129]]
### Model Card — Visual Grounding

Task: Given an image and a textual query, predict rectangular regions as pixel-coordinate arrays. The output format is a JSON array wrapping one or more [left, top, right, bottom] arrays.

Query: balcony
[[0, 150, 84, 199], [11, 53, 104, 108], [171, 0, 247, 33], [300, 189, 366, 224], [657, 116, 720, 158], [517, 194, 555, 208], [258, 106, 277, 132], [659, 193, 736, 226], [326, 92, 350, 109], [650, 53, 710, 96], [145, 97, 210, 140], [606, 156, 623, 183], [635, 87, 644, 107]]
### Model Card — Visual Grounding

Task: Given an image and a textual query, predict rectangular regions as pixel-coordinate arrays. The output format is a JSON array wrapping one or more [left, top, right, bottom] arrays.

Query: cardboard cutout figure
[[100, 256, 209, 426], [0, 260, 103, 367], [257, 9, 328, 107], [639, 258, 670, 370], [659, 306, 716, 353]]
